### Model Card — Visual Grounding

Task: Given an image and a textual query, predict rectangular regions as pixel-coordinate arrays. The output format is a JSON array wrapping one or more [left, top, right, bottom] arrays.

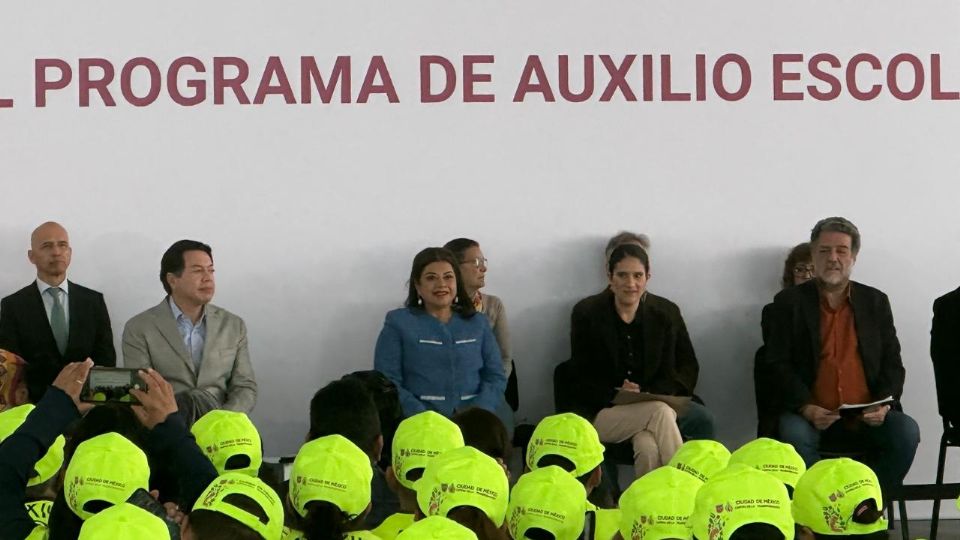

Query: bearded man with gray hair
[[760, 217, 919, 497]]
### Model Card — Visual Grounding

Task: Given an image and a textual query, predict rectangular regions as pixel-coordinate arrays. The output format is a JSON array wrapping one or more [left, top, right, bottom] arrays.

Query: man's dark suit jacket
[[0, 281, 115, 399], [760, 279, 905, 414], [569, 289, 699, 418], [931, 287, 960, 422]]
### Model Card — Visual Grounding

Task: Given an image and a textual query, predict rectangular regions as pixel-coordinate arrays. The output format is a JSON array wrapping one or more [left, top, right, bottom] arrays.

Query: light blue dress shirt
[[169, 297, 206, 371]]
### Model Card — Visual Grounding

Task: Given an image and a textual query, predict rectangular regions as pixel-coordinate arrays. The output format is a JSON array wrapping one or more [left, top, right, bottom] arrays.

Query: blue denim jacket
[[374, 307, 506, 417]]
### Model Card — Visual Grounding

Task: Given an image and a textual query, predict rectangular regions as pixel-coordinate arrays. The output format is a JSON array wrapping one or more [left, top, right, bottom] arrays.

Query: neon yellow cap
[[392, 411, 464, 490], [78, 502, 170, 539], [619, 465, 701, 540], [417, 446, 510, 527], [507, 466, 587, 540], [526, 413, 605, 477], [729, 438, 806, 490], [690, 464, 794, 540], [395, 516, 478, 539], [372, 512, 415, 539], [191, 410, 263, 477], [793, 458, 887, 535], [0, 404, 65, 487], [344, 532, 383, 540], [289, 434, 373, 519], [195, 472, 284, 540], [64, 433, 150, 520], [25, 499, 53, 528], [668, 439, 731, 483]]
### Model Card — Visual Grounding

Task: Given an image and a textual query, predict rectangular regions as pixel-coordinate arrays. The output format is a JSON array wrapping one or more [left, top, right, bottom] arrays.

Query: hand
[[51, 358, 95, 414], [800, 404, 841, 430], [163, 501, 186, 526], [130, 369, 178, 429], [861, 404, 891, 427], [621, 379, 641, 393]]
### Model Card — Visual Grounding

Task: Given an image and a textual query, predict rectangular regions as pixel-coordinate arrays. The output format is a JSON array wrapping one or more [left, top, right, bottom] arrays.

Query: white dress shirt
[[36, 278, 69, 328]]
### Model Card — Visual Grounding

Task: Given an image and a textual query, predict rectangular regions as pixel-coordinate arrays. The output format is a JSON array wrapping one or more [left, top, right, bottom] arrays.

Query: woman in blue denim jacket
[[374, 247, 506, 418]]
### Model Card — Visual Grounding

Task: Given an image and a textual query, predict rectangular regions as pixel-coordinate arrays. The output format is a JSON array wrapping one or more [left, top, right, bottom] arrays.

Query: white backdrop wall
[[3, 1, 960, 517]]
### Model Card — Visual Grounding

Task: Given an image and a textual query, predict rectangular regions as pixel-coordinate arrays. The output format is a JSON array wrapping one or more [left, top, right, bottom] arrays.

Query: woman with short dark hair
[[569, 243, 688, 478], [374, 248, 506, 419]]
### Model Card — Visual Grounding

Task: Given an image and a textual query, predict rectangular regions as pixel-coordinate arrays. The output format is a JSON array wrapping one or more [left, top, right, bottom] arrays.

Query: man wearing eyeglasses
[[760, 217, 919, 497]]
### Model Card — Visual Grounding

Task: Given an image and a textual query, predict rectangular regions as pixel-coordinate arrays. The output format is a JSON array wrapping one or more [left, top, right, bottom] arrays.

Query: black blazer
[[569, 289, 699, 418], [931, 287, 960, 422], [759, 279, 904, 413], [0, 281, 115, 399]]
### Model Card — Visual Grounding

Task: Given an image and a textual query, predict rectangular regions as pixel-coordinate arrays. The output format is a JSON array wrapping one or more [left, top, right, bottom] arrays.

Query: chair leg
[[887, 501, 895, 530], [898, 499, 908, 540], [931, 434, 949, 540]]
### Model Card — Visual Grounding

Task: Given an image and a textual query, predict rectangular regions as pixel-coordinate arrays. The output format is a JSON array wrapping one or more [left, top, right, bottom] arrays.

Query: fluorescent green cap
[[64, 433, 150, 520], [78, 502, 170, 539], [344, 532, 383, 540], [290, 434, 373, 519], [417, 446, 510, 527], [619, 465, 701, 540], [668, 440, 731, 483], [526, 413, 605, 477], [729, 438, 806, 490], [191, 410, 263, 477], [395, 516, 478, 539], [507, 466, 587, 540], [392, 411, 464, 490], [793, 458, 887, 535], [691, 464, 794, 540], [0, 404, 66, 487], [195, 472, 284, 540]]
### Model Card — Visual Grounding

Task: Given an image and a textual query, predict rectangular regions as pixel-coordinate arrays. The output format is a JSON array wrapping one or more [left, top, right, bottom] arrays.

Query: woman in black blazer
[[569, 243, 702, 477]]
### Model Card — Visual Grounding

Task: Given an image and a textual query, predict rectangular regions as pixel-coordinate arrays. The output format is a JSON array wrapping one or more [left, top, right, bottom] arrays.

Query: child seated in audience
[[525, 413, 616, 540], [191, 409, 263, 477], [792, 458, 888, 540], [614, 465, 702, 540], [690, 464, 794, 540], [376, 411, 465, 539], [284, 434, 380, 539], [415, 446, 510, 540], [507, 465, 587, 540]]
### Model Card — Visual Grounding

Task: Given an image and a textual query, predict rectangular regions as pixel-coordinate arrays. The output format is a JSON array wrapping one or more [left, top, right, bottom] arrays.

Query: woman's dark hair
[[404, 247, 476, 317], [188, 492, 271, 540], [607, 243, 650, 275], [64, 404, 149, 462], [781, 242, 812, 289], [298, 500, 367, 540], [159, 239, 213, 295], [443, 238, 480, 263], [727, 523, 786, 540], [452, 407, 511, 462], [447, 505, 509, 540]]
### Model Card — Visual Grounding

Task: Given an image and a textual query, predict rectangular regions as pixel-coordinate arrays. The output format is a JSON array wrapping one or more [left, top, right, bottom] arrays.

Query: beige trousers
[[592, 401, 684, 477]]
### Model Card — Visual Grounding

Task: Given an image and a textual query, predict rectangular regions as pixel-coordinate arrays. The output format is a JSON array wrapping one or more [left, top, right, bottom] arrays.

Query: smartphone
[[80, 367, 146, 404], [126, 488, 181, 539]]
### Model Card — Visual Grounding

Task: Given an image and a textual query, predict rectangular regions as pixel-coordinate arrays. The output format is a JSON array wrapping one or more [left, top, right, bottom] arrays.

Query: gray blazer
[[121, 299, 257, 413]]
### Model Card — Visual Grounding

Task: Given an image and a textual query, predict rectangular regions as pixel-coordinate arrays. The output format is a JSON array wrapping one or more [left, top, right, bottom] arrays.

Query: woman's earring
[[455, 295, 459, 303], [418, 296, 423, 305]]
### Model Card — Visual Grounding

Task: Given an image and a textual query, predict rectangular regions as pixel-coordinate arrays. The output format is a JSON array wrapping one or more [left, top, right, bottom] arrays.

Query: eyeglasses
[[793, 264, 815, 276], [461, 257, 488, 269]]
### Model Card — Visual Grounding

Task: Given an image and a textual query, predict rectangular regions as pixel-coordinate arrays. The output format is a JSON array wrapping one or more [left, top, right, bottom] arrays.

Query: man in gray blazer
[[122, 240, 256, 420]]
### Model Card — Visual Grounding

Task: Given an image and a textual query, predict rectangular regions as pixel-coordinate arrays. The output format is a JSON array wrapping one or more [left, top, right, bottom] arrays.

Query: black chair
[[930, 298, 960, 540], [930, 419, 960, 539], [505, 360, 519, 412]]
